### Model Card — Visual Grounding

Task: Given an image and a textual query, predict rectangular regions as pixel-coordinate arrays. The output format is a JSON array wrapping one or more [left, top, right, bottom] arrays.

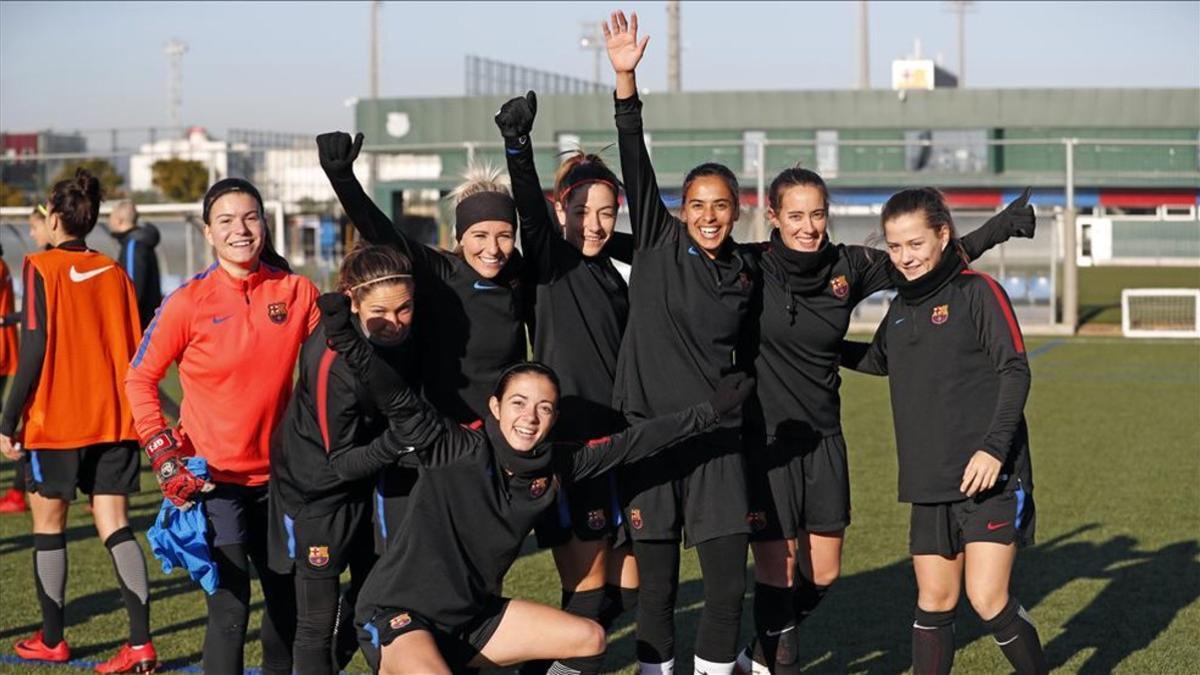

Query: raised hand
[[494, 91, 538, 141], [602, 10, 650, 75], [316, 131, 364, 178], [999, 187, 1036, 239]]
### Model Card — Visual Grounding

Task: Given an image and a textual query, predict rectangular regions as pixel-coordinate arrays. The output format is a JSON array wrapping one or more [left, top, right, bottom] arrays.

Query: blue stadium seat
[[1003, 275, 1029, 302], [1030, 275, 1053, 303]]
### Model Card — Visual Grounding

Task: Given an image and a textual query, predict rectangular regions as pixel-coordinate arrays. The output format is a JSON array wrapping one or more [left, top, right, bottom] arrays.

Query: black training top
[[269, 323, 418, 515], [744, 223, 1014, 442], [612, 93, 757, 426], [355, 390, 720, 632], [504, 136, 631, 441], [112, 225, 163, 331], [841, 249, 1033, 503], [322, 167, 529, 423]]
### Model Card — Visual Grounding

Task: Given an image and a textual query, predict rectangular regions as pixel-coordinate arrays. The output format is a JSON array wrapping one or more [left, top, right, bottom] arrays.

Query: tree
[[51, 158, 124, 199], [0, 181, 28, 207], [152, 158, 208, 203]]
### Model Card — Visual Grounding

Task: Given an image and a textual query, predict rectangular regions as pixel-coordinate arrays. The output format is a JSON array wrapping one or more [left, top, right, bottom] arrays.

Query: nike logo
[[473, 280, 499, 291], [687, 245, 700, 256], [894, 317, 906, 325], [68, 265, 113, 283], [765, 625, 796, 637], [212, 315, 232, 324], [986, 520, 1011, 531]]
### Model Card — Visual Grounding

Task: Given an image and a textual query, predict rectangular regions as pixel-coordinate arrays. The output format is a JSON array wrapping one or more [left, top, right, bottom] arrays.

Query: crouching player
[[841, 188, 1047, 675], [0, 170, 155, 673]]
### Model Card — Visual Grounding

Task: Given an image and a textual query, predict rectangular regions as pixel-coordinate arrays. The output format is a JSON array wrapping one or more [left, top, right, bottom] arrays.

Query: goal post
[[1121, 288, 1200, 338]]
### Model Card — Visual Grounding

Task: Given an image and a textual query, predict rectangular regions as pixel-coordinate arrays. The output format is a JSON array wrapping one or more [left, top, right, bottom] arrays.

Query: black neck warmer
[[891, 240, 967, 304], [769, 229, 837, 295], [485, 417, 554, 479]]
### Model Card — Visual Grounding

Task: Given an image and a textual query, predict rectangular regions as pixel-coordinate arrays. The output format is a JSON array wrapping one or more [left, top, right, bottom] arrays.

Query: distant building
[[128, 127, 248, 194], [0, 131, 88, 194]]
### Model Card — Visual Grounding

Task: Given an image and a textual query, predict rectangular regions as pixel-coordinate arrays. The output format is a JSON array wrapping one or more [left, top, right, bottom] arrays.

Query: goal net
[[1121, 288, 1200, 338]]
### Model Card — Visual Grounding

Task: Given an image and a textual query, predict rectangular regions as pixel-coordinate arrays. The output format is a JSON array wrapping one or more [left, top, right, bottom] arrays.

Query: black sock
[[105, 527, 151, 646], [912, 607, 956, 675], [33, 533, 67, 647], [981, 598, 1048, 675], [792, 577, 830, 625], [753, 582, 798, 671]]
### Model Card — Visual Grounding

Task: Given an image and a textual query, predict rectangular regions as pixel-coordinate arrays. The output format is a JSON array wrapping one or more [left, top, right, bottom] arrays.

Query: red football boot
[[0, 487, 27, 514], [94, 642, 157, 674], [13, 630, 70, 662]]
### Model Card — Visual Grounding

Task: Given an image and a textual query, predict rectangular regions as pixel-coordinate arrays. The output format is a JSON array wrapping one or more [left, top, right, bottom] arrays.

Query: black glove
[[318, 292, 366, 359], [494, 91, 537, 143], [988, 186, 1036, 239], [709, 372, 756, 419], [316, 131, 364, 180], [317, 293, 413, 416]]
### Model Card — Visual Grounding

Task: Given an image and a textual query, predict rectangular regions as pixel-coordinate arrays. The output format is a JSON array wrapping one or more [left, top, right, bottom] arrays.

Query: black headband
[[455, 191, 515, 240], [203, 178, 264, 223]]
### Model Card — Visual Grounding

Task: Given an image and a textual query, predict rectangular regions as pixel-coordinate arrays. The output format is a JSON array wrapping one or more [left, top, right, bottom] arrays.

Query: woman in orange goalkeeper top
[[125, 178, 319, 675], [0, 170, 155, 673]]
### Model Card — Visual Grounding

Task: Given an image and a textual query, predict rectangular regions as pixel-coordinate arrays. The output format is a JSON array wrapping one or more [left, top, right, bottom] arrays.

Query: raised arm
[[496, 91, 561, 284], [568, 373, 754, 479], [960, 187, 1036, 261], [604, 10, 677, 250]]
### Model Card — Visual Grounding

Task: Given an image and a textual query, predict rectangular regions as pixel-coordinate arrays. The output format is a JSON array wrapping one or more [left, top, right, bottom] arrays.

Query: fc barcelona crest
[[529, 476, 550, 499], [307, 545, 330, 568], [830, 275, 849, 299], [267, 302, 288, 324], [629, 508, 644, 530], [931, 304, 950, 325], [587, 509, 607, 531], [389, 612, 412, 630]]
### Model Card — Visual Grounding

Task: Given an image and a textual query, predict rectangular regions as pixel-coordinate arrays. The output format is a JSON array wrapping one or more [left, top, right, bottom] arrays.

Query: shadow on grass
[[597, 525, 1199, 673]]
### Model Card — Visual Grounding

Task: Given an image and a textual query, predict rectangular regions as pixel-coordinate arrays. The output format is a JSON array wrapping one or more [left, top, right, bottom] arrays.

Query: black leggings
[[633, 534, 748, 664], [293, 550, 376, 675], [203, 491, 296, 675]]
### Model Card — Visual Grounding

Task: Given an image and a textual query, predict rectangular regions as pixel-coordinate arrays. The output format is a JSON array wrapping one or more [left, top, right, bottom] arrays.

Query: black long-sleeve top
[[355, 392, 720, 632], [503, 138, 631, 441], [270, 323, 422, 516], [112, 225, 163, 331], [744, 222, 1015, 442], [0, 241, 64, 436], [840, 250, 1033, 503], [611, 93, 758, 428], [321, 168, 529, 423]]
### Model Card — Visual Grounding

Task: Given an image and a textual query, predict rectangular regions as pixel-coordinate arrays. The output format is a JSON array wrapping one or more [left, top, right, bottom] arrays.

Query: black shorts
[[621, 429, 750, 547], [534, 471, 622, 549], [373, 466, 419, 555], [268, 491, 375, 579], [203, 482, 269, 549], [746, 433, 851, 542], [26, 442, 140, 500], [359, 597, 510, 672], [909, 480, 1036, 557]]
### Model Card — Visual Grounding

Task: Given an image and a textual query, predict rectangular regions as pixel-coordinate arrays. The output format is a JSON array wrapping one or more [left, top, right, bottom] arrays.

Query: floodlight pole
[[1063, 138, 1078, 332], [858, 1, 869, 90], [667, 0, 681, 92], [367, 1, 381, 204]]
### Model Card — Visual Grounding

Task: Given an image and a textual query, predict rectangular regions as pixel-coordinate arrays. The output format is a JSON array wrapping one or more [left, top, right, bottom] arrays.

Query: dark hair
[[879, 187, 958, 239], [492, 361, 561, 400], [554, 150, 620, 206], [202, 178, 264, 224], [337, 244, 415, 303], [47, 168, 102, 237], [682, 162, 740, 209], [768, 166, 829, 212]]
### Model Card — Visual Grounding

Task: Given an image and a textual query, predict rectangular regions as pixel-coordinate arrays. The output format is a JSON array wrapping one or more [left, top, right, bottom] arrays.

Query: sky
[[1, 1, 1197, 137]]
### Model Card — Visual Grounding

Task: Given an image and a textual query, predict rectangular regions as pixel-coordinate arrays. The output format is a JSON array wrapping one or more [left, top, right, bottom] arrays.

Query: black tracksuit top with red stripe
[[503, 136, 631, 441], [323, 168, 529, 424], [613, 93, 757, 426], [356, 400, 720, 632], [842, 251, 1033, 504], [270, 324, 418, 514], [743, 223, 1013, 443]]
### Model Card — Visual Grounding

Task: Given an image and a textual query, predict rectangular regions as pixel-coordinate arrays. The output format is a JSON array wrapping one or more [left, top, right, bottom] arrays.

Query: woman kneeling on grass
[[841, 188, 1047, 675], [313, 292, 754, 675]]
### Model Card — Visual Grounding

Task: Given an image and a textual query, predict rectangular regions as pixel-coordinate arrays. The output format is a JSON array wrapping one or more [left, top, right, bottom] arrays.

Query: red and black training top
[[841, 249, 1033, 504]]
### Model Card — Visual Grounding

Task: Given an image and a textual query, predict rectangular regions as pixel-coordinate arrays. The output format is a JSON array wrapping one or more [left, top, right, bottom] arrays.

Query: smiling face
[[459, 220, 515, 279], [351, 281, 415, 347], [203, 192, 265, 277], [557, 182, 618, 258], [769, 184, 828, 252], [487, 372, 559, 452], [884, 211, 951, 281], [683, 175, 739, 258]]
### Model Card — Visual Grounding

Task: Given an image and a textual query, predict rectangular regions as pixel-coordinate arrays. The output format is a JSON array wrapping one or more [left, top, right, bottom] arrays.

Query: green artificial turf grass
[[2, 339, 1198, 673], [1077, 266, 1200, 325]]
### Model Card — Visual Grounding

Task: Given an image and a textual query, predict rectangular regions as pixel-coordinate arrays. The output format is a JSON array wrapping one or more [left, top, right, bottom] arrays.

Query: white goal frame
[[1121, 288, 1200, 338]]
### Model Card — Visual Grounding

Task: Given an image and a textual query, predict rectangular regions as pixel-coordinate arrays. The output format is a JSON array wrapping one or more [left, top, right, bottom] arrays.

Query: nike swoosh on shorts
[[69, 265, 114, 282]]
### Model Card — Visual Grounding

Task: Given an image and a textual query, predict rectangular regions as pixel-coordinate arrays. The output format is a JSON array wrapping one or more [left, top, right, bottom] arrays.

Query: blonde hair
[[447, 163, 510, 207]]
